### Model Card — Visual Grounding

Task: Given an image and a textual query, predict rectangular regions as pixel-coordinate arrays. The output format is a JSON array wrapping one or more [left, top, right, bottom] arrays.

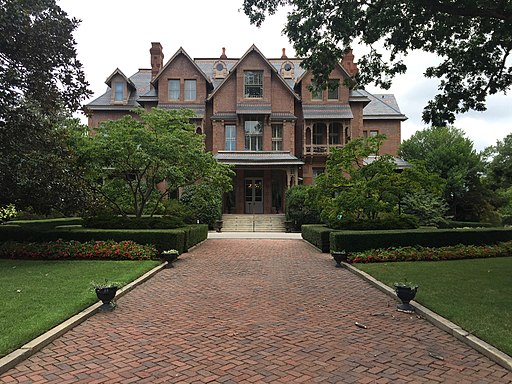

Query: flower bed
[[0, 240, 158, 260], [349, 241, 512, 264]]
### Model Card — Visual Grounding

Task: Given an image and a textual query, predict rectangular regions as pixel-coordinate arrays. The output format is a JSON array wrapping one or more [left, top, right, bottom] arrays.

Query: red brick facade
[[87, 44, 407, 214]]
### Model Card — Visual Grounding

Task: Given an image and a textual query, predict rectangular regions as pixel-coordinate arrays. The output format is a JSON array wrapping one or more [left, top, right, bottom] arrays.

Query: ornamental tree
[[242, 0, 512, 125], [71, 108, 234, 218], [313, 135, 443, 225]]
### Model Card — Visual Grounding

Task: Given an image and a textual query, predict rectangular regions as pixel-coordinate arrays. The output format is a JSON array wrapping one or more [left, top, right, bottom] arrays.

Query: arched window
[[196, 127, 202, 135]]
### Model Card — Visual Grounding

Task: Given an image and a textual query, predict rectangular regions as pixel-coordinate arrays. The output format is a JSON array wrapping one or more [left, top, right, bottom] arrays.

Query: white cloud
[[58, 0, 512, 151]]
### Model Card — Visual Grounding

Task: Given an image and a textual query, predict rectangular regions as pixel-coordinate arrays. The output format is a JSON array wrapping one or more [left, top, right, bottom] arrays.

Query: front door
[[245, 178, 263, 214]]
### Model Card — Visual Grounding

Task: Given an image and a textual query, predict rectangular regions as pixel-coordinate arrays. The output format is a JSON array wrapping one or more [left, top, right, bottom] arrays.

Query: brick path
[[2, 239, 511, 383]]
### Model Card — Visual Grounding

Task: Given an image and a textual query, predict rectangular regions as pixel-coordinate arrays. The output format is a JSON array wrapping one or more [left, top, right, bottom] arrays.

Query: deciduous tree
[[72, 108, 234, 218], [242, 0, 512, 125], [0, 0, 91, 211]]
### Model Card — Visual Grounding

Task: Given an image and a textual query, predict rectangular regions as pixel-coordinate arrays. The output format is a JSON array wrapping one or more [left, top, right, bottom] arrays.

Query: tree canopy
[[242, 0, 512, 125], [313, 135, 442, 227], [71, 108, 234, 218], [399, 126, 493, 221], [0, 0, 91, 212]]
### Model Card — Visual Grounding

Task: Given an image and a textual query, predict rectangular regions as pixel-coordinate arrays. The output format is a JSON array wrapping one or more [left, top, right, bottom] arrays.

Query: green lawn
[[0, 259, 160, 357], [356, 257, 512, 356]]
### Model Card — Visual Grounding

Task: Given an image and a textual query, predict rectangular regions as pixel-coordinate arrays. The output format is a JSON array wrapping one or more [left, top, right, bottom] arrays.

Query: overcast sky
[[58, 0, 511, 151]]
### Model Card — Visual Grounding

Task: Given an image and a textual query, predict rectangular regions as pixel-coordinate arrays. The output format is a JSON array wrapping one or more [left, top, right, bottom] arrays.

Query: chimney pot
[[281, 48, 287, 59], [220, 47, 227, 59]]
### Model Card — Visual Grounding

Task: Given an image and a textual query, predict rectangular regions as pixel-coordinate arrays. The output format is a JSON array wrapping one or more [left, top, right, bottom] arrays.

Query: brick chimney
[[150, 42, 164, 79], [281, 48, 287, 59], [341, 49, 358, 77], [220, 47, 227, 59]]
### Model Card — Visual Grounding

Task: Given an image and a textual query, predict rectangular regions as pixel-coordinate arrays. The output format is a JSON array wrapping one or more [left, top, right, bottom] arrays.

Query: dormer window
[[114, 82, 124, 101], [280, 61, 295, 79], [213, 61, 227, 79], [244, 71, 263, 98]]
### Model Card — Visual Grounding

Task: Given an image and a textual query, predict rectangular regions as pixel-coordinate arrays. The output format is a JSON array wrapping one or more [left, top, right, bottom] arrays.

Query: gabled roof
[[206, 44, 300, 101], [105, 68, 136, 90], [360, 90, 407, 120], [87, 69, 152, 110], [295, 60, 353, 85], [151, 47, 212, 86]]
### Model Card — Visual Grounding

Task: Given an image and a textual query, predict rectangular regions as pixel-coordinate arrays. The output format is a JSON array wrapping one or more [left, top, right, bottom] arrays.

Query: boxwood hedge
[[301, 225, 333, 253], [0, 224, 208, 254], [330, 227, 512, 253]]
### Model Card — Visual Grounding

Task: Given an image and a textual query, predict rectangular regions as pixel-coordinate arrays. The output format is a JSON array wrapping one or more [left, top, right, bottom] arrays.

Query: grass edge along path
[[355, 257, 512, 357], [0, 259, 160, 358]]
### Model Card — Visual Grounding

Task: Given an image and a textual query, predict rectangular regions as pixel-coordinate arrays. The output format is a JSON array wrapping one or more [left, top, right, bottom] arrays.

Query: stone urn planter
[[92, 280, 119, 311], [161, 249, 179, 268], [331, 251, 348, 268], [394, 282, 418, 313], [214, 220, 223, 233], [284, 220, 294, 233]]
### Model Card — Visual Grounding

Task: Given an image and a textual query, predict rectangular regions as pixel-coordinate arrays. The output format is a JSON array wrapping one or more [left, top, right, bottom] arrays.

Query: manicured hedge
[[0, 224, 209, 254], [183, 224, 208, 251], [82, 215, 185, 229], [0, 240, 158, 260], [437, 221, 494, 229], [301, 225, 333, 253], [330, 227, 512, 253], [349, 241, 512, 263]]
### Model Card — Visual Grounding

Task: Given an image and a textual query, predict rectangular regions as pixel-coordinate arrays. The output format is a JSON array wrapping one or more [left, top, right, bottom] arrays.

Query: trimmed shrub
[[437, 220, 494, 228], [0, 240, 157, 260], [301, 225, 333, 253], [330, 214, 419, 230], [330, 227, 512, 253], [183, 224, 209, 251], [285, 185, 321, 230], [349, 241, 512, 263], [82, 215, 185, 229], [180, 184, 222, 228]]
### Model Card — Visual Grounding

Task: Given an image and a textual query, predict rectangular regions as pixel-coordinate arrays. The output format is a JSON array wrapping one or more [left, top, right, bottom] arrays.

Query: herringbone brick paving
[[2, 239, 511, 383]]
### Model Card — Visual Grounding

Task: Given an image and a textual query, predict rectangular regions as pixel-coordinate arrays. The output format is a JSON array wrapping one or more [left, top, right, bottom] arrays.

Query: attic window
[[114, 82, 124, 101], [280, 61, 294, 79], [213, 61, 227, 79]]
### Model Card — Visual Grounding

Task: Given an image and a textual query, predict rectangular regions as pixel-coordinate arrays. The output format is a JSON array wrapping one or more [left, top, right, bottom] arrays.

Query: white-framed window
[[328, 79, 339, 100], [244, 120, 263, 151], [369, 130, 379, 137], [225, 125, 236, 151], [244, 71, 263, 98], [184, 80, 196, 101], [271, 124, 283, 151], [168, 79, 180, 100], [114, 82, 124, 101]]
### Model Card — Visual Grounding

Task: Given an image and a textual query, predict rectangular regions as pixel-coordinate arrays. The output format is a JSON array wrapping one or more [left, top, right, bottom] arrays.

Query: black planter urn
[[331, 251, 347, 268], [395, 285, 418, 313], [95, 286, 118, 310], [162, 252, 178, 268]]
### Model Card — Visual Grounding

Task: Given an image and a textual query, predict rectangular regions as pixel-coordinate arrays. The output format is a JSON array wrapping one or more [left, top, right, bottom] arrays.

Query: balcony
[[303, 144, 345, 156]]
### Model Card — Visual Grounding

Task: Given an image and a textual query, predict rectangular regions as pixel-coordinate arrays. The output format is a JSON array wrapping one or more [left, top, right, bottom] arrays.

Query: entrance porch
[[215, 151, 303, 215]]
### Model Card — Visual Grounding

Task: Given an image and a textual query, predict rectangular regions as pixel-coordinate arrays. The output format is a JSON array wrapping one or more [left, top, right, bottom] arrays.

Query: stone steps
[[221, 214, 286, 232]]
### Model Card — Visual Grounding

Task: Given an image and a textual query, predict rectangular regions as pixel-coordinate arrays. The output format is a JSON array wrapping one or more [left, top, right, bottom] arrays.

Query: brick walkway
[[2, 240, 511, 383]]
